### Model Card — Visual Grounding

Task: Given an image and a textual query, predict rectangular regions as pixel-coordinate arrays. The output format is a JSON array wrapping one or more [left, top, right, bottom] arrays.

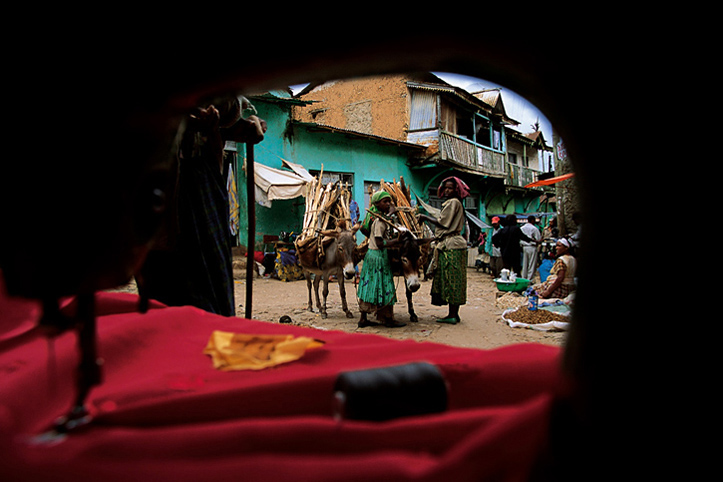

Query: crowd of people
[[483, 212, 579, 301], [345, 177, 580, 328]]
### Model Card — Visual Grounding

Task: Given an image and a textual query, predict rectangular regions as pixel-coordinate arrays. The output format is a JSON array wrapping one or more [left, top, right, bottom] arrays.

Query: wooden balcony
[[437, 131, 547, 190], [506, 163, 538, 189], [438, 131, 506, 177]]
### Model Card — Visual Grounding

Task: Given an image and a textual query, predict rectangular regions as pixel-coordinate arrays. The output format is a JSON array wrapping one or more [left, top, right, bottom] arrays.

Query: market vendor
[[535, 238, 577, 299]]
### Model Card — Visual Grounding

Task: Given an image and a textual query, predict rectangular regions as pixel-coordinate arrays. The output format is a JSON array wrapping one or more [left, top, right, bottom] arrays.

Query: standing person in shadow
[[492, 214, 535, 278], [137, 96, 266, 316]]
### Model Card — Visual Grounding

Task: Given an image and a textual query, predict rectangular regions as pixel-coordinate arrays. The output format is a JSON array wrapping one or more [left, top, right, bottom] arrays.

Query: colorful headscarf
[[371, 191, 392, 205], [361, 191, 392, 233], [437, 176, 470, 199]]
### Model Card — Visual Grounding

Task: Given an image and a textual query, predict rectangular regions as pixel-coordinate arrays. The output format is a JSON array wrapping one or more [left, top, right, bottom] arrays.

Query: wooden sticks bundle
[[378, 176, 422, 237], [297, 167, 352, 250]]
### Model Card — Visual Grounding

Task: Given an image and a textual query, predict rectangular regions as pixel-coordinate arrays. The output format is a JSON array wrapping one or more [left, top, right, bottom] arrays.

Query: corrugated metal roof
[[407, 81, 519, 126], [474, 90, 500, 108], [293, 121, 426, 150], [473, 90, 519, 127], [406, 81, 457, 94], [506, 127, 551, 149], [249, 91, 313, 106]]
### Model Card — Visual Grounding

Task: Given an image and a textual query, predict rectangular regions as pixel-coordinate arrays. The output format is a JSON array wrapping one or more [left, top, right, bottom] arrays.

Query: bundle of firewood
[[358, 177, 432, 270], [296, 168, 351, 251], [378, 176, 423, 237]]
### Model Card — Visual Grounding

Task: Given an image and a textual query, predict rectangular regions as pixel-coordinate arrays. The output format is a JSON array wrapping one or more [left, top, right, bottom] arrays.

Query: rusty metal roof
[[407, 81, 519, 126], [293, 121, 426, 150]]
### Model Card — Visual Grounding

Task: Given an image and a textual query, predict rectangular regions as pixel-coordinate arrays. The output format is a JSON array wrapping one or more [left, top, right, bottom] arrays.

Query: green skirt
[[431, 248, 467, 306], [356, 249, 397, 311]]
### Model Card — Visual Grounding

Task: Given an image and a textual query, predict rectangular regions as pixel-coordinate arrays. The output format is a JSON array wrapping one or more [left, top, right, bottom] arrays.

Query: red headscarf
[[437, 176, 470, 199]]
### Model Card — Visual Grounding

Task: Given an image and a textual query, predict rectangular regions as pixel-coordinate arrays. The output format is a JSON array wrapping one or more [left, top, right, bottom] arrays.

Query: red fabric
[[1, 284, 565, 481]]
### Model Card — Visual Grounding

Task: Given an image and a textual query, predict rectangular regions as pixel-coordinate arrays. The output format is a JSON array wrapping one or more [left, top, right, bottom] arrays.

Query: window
[[310, 170, 354, 191], [473, 114, 503, 152], [492, 127, 502, 150], [456, 114, 474, 140], [363, 181, 381, 209], [476, 116, 491, 147], [409, 90, 436, 130]]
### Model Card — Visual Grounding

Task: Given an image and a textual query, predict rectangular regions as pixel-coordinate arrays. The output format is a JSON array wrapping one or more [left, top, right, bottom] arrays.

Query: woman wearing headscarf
[[418, 176, 469, 324], [534, 237, 577, 299], [356, 191, 406, 328]]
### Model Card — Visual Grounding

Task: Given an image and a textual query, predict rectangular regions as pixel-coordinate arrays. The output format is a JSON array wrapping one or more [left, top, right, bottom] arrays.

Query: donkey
[[297, 223, 359, 319], [387, 230, 432, 323], [355, 228, 432, 323]]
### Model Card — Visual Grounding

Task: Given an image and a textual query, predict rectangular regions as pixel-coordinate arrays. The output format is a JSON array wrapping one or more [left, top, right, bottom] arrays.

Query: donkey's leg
[[406, 285, 418, 323], [313, 274, 324, 316], [305, 271, 314, 312], [338, 276, 354, 318], [320, 274, 329, 319]]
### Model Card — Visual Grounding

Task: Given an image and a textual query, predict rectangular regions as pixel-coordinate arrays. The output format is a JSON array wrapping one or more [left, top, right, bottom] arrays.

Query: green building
[[228, 90, 426, 251], [227, 74, 554, 255]]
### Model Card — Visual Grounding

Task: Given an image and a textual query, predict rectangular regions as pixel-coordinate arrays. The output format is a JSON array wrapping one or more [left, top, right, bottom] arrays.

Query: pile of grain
[[495, 292, 526, 310], [504, 306, 570, 325]]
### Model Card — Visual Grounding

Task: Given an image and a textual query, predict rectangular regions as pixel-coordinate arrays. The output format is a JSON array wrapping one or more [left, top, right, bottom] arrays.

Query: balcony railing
[[438, 131, 547, 189], [439, 131, 506, 177], [506, 163, 538, 188]]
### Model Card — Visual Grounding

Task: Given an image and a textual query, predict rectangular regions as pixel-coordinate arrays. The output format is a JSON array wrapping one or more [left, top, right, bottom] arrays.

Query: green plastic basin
[[494, 278, 531, 292]]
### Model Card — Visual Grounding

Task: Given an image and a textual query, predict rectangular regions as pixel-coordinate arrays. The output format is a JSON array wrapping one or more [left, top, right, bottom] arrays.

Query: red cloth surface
[[1, 287, 565, 481]]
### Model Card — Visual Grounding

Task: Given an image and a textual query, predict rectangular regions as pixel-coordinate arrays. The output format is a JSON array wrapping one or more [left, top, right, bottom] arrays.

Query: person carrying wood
[[356, 191, 406, 328]]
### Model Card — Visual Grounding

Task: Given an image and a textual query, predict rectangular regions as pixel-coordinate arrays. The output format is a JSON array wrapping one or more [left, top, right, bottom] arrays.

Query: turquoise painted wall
[[234, 101, 307, 250], [234, 97, 426, 250], [287, 126, 422, 211], [232, 94, 552, 252]]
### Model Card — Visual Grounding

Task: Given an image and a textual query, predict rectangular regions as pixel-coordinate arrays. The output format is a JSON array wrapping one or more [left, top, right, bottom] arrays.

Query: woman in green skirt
[[418, 177, 469, 324], [356, 191, 406, 328]]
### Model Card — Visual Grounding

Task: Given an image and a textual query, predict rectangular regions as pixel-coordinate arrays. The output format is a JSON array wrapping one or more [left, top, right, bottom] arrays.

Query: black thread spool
[[333, 362, 448, 421]]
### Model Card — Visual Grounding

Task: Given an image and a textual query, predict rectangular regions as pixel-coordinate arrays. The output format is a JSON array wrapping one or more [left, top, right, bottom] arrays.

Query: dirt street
[[234, 268, 567, 350]]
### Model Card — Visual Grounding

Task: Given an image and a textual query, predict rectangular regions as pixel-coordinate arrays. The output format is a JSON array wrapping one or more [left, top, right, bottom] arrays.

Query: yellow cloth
[[204, 331, 325, 371]]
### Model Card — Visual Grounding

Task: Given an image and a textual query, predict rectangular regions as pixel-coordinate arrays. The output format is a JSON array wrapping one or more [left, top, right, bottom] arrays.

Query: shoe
[[358, 319, 380, 328], [383, 319, 406, 328], [436, 317, 460, 324]]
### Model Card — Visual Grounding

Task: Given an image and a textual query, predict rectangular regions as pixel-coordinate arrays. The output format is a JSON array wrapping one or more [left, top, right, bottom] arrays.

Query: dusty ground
[[114, 266, 567, 350], [232, 267, 567, 350]]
